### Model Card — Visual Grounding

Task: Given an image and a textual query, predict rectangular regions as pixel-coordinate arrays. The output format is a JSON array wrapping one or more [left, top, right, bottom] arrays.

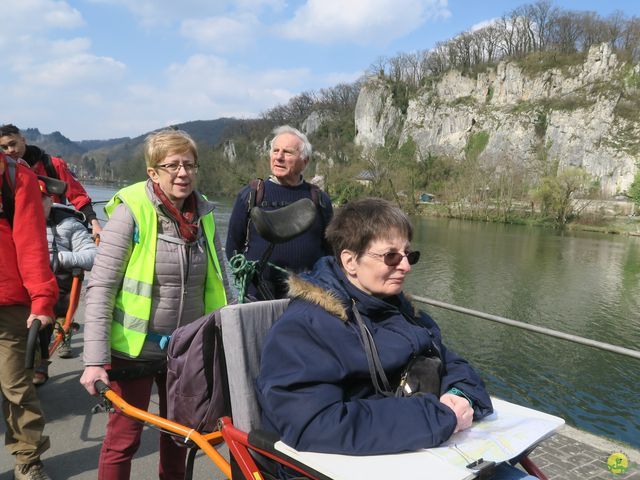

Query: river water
[[87, 183, 640, 448]]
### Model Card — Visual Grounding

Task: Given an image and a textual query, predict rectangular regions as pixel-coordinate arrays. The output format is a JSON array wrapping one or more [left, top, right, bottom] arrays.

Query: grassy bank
[[414, 202, 640, 236]]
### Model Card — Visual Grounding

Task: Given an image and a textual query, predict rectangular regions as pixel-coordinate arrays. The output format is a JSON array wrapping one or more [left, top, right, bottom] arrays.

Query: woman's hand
[[440, 393, 474, 433], [80, 365, 110, 396]]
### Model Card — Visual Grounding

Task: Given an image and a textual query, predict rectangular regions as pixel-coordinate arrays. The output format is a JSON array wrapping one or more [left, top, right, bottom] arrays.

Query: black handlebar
[[25, 319, 41, 369], [94, 380, 110, 395]]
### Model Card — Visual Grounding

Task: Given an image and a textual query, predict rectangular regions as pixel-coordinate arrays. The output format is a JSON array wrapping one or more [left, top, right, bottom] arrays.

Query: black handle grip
[[25, 319, 41, 369], [94, 380, 110, 395]]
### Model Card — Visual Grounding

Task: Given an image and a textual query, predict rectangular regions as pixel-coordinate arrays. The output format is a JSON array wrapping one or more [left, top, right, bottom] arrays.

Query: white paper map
[[274, 397, 564, 480]]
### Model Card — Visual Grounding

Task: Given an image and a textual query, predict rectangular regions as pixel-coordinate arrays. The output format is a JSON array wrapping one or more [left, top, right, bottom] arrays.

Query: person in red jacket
[[0, 124, 102, 235], [0, 151, 59, 480]]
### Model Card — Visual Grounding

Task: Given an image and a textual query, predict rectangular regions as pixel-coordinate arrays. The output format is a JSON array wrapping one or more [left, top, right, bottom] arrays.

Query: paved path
[[529, 426, 640, 479], [1, 316, 638, 479], [0, 327, 228, 480]]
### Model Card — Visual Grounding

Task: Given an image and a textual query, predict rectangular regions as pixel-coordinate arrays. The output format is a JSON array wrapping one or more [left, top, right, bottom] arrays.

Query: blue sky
[[1, 0, 638, 141]]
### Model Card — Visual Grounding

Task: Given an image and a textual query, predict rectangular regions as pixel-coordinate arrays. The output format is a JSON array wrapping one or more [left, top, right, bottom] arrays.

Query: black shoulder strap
[[42, 153, 59, 180], [352, 300, 393, 396], [1, 156, 17, 226], [243, 178, 264, 251], [49, 221, 60, 272]]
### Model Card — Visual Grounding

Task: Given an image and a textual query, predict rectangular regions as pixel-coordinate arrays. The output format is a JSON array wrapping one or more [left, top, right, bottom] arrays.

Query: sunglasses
[[365, 250, 420, 266]]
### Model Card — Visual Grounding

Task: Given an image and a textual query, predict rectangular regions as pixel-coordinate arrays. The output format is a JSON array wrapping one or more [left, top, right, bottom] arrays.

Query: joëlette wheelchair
[[82, 198, 550, 479]]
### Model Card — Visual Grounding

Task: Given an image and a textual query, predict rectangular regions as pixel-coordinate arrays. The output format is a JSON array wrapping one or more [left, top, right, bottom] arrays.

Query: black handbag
[[396, 349, 442, 397], [352, 301, 442, 398]]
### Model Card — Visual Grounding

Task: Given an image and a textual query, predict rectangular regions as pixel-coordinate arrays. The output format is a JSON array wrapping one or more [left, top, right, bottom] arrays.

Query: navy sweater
[[225, 179, 333, 298]]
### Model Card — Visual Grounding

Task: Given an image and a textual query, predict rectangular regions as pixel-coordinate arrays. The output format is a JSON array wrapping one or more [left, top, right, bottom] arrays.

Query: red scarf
[[152, 182, 198, 243]]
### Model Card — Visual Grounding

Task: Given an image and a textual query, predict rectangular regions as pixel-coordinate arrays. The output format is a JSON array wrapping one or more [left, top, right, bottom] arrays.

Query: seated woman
[[256, 197, 536, 479], [34, 178, 98, 384]]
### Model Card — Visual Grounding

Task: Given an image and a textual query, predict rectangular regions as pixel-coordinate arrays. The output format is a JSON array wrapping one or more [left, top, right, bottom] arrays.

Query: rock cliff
[[354, 44, 640, 197]]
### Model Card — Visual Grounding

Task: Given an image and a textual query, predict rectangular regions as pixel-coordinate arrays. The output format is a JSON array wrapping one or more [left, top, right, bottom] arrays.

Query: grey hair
[[270, 125, 312, 160]]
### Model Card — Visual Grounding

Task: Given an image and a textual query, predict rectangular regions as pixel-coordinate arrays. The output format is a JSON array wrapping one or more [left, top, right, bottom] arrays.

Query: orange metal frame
[[97, 383, 549, 480], [98, 383, 232, 479], [48, 272, 82, 356], [49, 235, 99, 357]]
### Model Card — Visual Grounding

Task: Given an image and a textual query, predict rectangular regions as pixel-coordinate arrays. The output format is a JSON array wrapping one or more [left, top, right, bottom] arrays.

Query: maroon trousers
[[99, 357, 186, 480]]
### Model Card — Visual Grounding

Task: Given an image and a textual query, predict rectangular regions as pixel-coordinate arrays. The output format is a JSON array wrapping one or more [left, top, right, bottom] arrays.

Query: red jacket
[[0, 153, 59, 317]]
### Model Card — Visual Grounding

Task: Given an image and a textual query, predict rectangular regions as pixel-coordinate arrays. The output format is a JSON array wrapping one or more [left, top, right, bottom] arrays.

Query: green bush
[[465, 131, 490, 161], [627, 171, 640, 206]]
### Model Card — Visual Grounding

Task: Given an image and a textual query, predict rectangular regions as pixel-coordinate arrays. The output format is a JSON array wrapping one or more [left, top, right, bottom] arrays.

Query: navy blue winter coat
[[256, 256, 493, 455]]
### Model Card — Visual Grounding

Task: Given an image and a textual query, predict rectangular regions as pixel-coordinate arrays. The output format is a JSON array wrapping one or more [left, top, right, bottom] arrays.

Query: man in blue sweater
[[226, 125, 333, 299]]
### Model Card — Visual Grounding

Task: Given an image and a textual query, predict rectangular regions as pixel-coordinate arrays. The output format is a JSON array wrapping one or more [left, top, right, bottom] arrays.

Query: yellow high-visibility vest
[[105, 181, 226, 357]]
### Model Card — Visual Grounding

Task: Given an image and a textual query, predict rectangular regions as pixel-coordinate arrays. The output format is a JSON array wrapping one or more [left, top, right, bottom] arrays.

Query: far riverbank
[[414, 198, 640, 237]]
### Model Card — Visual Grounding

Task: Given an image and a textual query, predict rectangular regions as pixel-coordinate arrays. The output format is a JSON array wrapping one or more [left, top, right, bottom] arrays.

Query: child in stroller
[[34, 177, 97, 385]]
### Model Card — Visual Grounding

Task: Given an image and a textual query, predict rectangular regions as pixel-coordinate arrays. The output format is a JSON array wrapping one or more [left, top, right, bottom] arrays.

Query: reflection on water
[[86, 183, 640, 447], [407, 217, 640, 447]]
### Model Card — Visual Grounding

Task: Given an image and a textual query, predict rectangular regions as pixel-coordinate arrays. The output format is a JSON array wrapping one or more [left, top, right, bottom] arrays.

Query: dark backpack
[[243, 178, 325, 251], [41, 153, 71, 204], [166, 308, 230, 446]]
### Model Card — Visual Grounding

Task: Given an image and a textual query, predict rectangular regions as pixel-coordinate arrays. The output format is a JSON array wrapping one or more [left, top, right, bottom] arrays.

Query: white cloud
[[91, 0, 284, 28], [2, 0, 84, 36], [17, 53, 314, 139], [163, 54, 309, 106], [87, 0, 228, 27], [279, 0, 450, 45], [27, 54, 126, 88], [50, 37, 93, 56], [470, 18, 498, 32], [235, 0, 286, 10], [181, 13, 259, 52]]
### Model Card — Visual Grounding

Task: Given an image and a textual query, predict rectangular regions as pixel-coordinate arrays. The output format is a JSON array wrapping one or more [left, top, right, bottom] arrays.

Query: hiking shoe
[[57, 339, 73, 359], [32, 362, 49, 386], [14, 461, 51, 480]]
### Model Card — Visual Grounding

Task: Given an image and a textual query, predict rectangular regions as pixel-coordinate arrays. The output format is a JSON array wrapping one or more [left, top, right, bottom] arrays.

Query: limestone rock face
[[223, 140, 236, 163], [354, 43, 639, 196], [301, 111, 327, 136], [354, 79, 404, 148]]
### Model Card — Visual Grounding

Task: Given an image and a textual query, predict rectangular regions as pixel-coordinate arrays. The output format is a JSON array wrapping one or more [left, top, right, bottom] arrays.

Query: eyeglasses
[[365, 250, 420, 267], [156, 162, 199, 174]]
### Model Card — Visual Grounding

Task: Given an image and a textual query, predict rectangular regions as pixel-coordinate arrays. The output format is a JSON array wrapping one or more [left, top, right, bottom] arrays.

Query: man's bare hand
[[27, 314, 53, 329]]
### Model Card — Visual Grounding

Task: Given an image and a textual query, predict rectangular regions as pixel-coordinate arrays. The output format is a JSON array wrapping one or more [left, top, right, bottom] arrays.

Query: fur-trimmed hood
[[287, 270, 349, 321], [287, 256, 417, 323]]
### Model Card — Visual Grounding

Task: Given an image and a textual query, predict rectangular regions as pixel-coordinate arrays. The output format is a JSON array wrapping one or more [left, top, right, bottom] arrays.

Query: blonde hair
[[145, 129, 198, 168]]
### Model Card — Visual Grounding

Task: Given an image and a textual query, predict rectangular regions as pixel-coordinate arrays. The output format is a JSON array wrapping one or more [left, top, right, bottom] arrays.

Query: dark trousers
[[99, 357, 186, 480]]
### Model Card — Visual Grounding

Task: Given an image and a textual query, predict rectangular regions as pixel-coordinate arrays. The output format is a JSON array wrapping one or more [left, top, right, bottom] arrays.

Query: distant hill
[[20, 118, 241, 170], [78, 137, 131, 151], [22, 128, 87, 159]]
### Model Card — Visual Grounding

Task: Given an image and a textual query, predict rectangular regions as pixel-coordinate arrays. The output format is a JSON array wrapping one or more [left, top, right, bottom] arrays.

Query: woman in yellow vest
[[80, 129, 227, 479]]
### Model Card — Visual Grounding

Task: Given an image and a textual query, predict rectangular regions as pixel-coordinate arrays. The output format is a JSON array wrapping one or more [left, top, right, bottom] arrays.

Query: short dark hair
[[0, 124, 21, 137], [326, 197, 413, 265]]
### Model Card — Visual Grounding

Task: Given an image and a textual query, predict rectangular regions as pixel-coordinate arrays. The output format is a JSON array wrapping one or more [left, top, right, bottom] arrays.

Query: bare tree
[[549, 11, 582, 53], [620, 16, 640, 61], [368, 56, 389, 78], [605, 11, 627, 49], [525, 0, 558, 51]]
